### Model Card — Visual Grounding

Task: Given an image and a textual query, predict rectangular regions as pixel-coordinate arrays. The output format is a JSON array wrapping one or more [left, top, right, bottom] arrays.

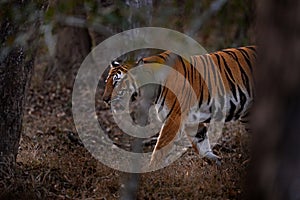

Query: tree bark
[[51, 26, 92, 87], [248, 0, 300, 199], [0, 47, 33, 163], [0, 1, 44, 164], [118, 1, 153, 200], [44, 0, 92, 88]]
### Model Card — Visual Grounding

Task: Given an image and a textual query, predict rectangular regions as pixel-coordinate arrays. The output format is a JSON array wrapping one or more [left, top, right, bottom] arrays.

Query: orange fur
[[103, 46, 256, 166]]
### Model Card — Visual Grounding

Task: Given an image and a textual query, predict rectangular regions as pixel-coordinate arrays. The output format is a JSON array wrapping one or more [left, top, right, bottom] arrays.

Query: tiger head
[[102, 61, 136, 105]]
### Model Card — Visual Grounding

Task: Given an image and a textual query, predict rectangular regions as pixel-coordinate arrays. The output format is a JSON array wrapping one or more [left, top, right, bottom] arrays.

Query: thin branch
[[54, 14, 114, 37]]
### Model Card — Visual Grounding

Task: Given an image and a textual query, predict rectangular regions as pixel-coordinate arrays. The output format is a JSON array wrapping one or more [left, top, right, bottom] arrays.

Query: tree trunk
[[118, 1, 153, 200], [0, 47, 33, 163], [44, 1, 92, 88], [248, 0, 300, 199], [0, 1, 44, 164], [51, 26, 92, 87]]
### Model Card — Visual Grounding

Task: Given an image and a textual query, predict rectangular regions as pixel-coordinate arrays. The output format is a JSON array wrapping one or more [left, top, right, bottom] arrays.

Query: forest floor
[[1, 81, 251, 200]]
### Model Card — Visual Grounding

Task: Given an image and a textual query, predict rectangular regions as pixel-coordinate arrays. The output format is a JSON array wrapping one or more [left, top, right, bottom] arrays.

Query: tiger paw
[[204, 151, 221, 166]]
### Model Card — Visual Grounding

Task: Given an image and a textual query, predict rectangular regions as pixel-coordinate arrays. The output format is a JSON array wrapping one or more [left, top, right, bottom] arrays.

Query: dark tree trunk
[[0, 1, 44, 164], [44, 1, 92, 88], [0, 47, 33, 163], [118, 1, 153, 200], [51, 26, 92, 87], [248, 0, 300, 199]]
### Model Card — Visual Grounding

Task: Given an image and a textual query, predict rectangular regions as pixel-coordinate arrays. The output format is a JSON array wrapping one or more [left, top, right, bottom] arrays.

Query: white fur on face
[[113, 71, 124, 86]]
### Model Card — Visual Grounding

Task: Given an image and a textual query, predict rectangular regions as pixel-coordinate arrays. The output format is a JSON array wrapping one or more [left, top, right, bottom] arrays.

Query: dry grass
[[0, 1, 255, 198], [0, 82, 250, 199]]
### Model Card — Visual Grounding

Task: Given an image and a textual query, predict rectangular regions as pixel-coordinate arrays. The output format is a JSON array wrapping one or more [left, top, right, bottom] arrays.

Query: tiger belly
[[155, 101, 212, 125], [154, 103, 221, 163], [186, 105, 211, 125]]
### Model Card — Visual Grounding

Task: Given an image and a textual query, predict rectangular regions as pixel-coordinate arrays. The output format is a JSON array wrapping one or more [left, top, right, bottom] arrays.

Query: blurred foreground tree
[[116, 2, 153, 200], [0, 1, 47, 165], [249, 0, 300, 199]]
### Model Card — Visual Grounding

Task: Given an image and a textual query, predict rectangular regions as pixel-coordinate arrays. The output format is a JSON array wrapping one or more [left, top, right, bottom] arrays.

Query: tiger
[[102, 46, 256, 167]]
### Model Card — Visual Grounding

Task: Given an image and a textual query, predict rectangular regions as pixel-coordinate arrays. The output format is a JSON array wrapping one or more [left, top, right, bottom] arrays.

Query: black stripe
[[158, 54, 167, 61], [208, 55, 218, 88], [199, 55, 207, 80], [191, 57, 195, 85], [143, 60, 153, 64], [245, 46, 256, 52], [179, 56, 187, 80], [197, 57, 205, 108], [214, 53, 222, 70], [214, 53, 225, 94], [229, 51, 252, 96], [207, 91, 211, 105], [245, 46, 257, 60], [158, 86, 169, 112], [240, 68, 251, 96], [223, 50, 251, 96], [226, 100, 236, 122], [155, 85, 162, 104], [178, 56, 189, 102], [193, 57, 200, 87], [221, 50, 236, 59], [210, 53, 225, 96], [198, 81, 204, 108], [165, 98, 177, 119], [238, 48, 251, 59], [196, 58, 203, 102], [220, 54, 237, 101], [237, 48, 254, 73], [235, 87, 247, 119], [202, 55, 211, 93]]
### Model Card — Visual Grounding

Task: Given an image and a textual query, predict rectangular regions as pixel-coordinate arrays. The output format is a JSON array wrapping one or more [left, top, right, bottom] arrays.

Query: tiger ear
[[111, 60, 120, 68]]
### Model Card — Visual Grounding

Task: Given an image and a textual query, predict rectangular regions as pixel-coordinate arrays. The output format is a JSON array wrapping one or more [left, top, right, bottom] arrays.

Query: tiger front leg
[[190, 124, 221, 165], [150, 116, 182, 168]]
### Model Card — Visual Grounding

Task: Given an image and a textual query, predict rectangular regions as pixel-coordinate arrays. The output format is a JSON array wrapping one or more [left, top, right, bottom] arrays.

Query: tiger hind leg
[[190, 124, 221, 165], [239, 112, 251, 133]]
